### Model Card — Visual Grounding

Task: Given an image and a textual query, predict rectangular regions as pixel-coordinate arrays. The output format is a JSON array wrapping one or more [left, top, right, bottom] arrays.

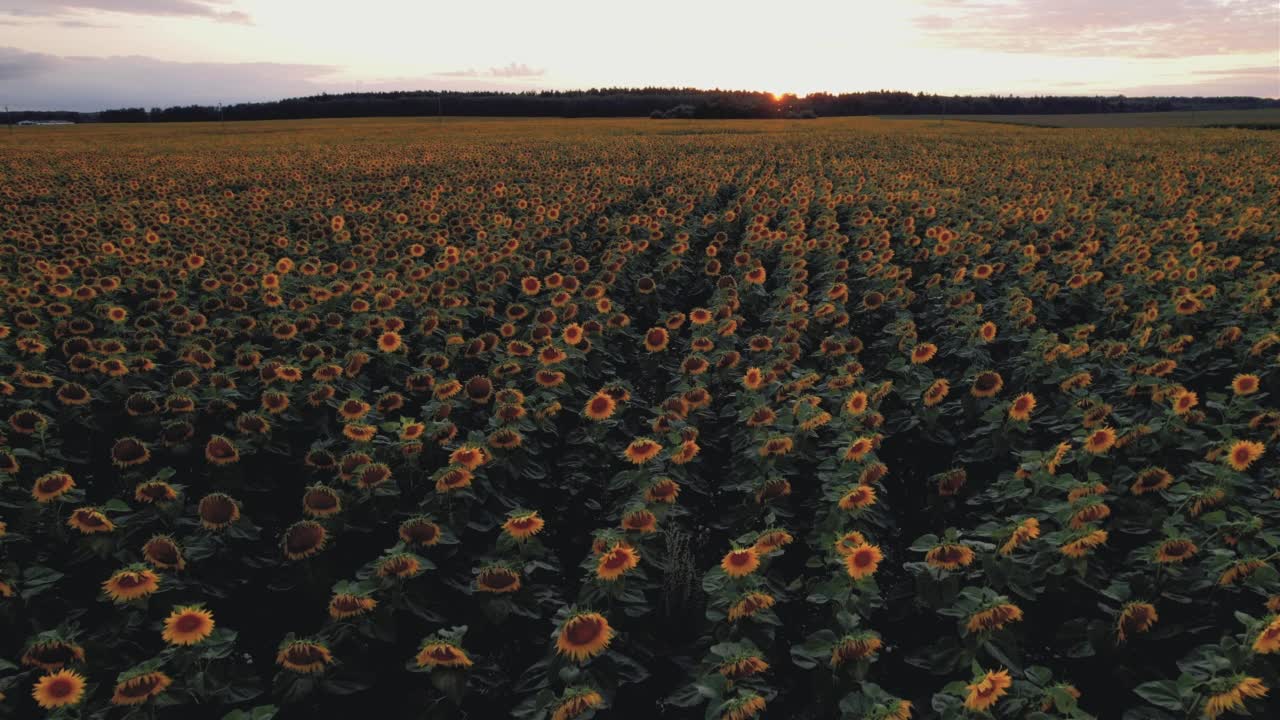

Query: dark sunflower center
[[481, 570, 516, 588], [566, 618, 603, 645], [48, 678, 75, 697], [175, 614, 205, 633]]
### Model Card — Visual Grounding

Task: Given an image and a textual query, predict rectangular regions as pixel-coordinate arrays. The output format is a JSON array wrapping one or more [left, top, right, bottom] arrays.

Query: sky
[[1, 0, 1277, 110]]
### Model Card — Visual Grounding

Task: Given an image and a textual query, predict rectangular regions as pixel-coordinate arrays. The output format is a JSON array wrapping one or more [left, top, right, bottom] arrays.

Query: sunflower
[[1083, 427, 1117, 455], [162, 605, 215, 645], [759, 436, 794, 457], [337, 398, 371, 421], [415, 640, 474, 669], [583, 386, 616, 420], [720, 693, 767, 720], [504, 511, 545, 541], [1069, 501, 1111, 529], [1131, 467, 1173, 495], [276, 639, 333, 674], [1225, 440, 1264, 471], [354, 462, 392, 490], [551, 687, 605, 720], [596, 544, 640, 581], [645, 478, 681, 504], [721, 548, 760, 578], [830, 632, 883, 666], [992, 518, 1038, 557], [844, 436, 875, 462], [449, 445, 488, 470], [21, 640, 86, 671], [283, 521, 328, 561], [910, 342, 937, 364], [621, 509, 658, 533], [1155, 538, 1198, 564], [623, 437, 663, 464], [967, 602, 1024, 633], [377, 331, 403, 353], [556, 611, 613, 662], [718, 654, 769, 679], [328, 592, 377, 619], [752, 529, 794, 554], [32, 669, 86, 709], [1008, 393, 1036, 421], [433, 465, 474, 495], [106, 666, 170, 707], [0, 450, 19, 475], [1232, 374, 1260, 396], [143, 535, 185, 570], [964, 669, 1013, 712], [1059, 529, 1108, 558], [844, 390, 869, 415], [925, 544, 975, 570], [749, 476, 790, 505], [338, 451, 373, 481], [845, 543, 883, 580], [838, 484, 877, 511], [9, 408, 50, 434], [103, 566, 160, 603], [728, 591, 776, 621], [1219, 558, 1267, 586], [971, 371, 1004, 398], [742, 367, 767, 390], [261, 391, 291, 414], [398, 422, 427, 441], [377, 553, 424, 579], [1252, 616, 1280, 654], [923, 378, 950, 407], [399, 517, 442, 547], [533, 368, 567, 388], [32, 470, 76, 503], [204, 435, 240, 465], [198, 493, 241, 530], [1203, 677, 1268, 719], [56, 382, 92, 406], [302, 485, 342, 517], [67, 507, 115, 534], [343, 423, 377, 442], [644, 327, 670, 352], [475, 565, 521, 593]]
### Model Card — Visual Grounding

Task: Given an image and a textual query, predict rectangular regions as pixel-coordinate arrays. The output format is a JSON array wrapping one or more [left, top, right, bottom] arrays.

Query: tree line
[[8, 88, 1278, 123]]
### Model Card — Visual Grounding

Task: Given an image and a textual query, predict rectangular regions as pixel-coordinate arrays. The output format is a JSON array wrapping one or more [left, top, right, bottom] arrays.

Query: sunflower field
[[0, 117, 1278, 719]]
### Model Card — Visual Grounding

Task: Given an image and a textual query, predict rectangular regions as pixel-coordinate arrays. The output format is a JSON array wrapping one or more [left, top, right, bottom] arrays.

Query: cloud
[[489, 61, 544, 78], [434, 62, 545, 79], [57, 19, 115, 27], [912, 0, 1279, 58], [0, 46, 336, 109], [0, 47, 553, 110], [2, 1, 250, 24]]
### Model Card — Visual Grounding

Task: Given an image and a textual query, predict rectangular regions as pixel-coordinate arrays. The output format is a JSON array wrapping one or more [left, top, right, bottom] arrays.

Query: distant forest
[[10, 87, 1280, 123]]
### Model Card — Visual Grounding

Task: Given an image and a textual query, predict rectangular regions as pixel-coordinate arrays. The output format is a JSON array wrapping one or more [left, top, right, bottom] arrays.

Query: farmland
[[880, 108, 1280, 129], [1, 117, 1277, 719]]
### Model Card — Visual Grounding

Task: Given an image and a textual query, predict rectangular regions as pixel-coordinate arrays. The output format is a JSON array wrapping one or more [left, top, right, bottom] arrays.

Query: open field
[[1, 117, 1278, 719], [880, 108, 1280, 128]]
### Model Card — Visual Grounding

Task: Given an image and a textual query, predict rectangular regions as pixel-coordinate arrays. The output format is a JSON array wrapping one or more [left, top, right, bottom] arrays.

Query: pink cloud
[[2, 1, 250, 24], [913, 0, 1279, 58]]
